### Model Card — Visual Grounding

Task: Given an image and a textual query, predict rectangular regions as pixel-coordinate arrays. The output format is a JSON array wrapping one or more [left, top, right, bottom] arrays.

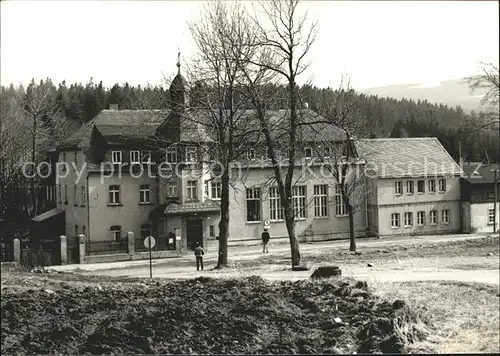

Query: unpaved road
[[52, 233, 499, 285]]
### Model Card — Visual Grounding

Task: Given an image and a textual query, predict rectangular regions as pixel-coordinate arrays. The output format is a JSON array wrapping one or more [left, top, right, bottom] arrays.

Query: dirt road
[[52, 233, 499, 285]]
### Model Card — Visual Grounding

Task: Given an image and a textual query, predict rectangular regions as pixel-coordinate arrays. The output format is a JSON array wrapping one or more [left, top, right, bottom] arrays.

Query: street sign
[[144, 236, 156, 249], [144, 236, 156, 279], [264, 219, 271, 228]]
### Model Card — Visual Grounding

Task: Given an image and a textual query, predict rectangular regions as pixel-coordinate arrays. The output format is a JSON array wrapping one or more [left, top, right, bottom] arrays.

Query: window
[[141, 224, 151, 238], [74, 224, 79, 237], [210, 182, 222, 200], [417, 180, 425, 194], [428, 179, 436, 193], [166, 147, 177, 163], [417, 211, 425, 226], [187, 181, 198, 200], [335, 184, 348, 216], [323, 146, 331, 158], [269, 187, 284, 220], [82, 226, 86, 236], [246, 188, 261, 222], [441, 209, 449, 224], [74, 152, 78, 167], [110, 226, 121, 242], [81, 186, 86, 206], [304, 147, 312, 159], [391, 213, 400, 228], [292, 186, 307, 219], [139, 184, 151, 204], [438, 179, 446, 193], [209, 225, 215, 237], [73, 185, 77, 206], [314, 185, 328, 217], [247, 148, 256, 160], [488, 209, 495, 225], [62, 153, 67, 172], [395, 181, 402, 195], [130, 150, 140, 163], [265, 147, 271, 160], [429, 210, 437, 225], [58, 184, 62, 203], [109, 185, 120, 205], [167, 181, 177, 197], [186, 146, 197, 162], [406, 181, 414, 195], [404, 212, 413, 227], [141, 150, 152, 163], [112, 150, 122, 164]]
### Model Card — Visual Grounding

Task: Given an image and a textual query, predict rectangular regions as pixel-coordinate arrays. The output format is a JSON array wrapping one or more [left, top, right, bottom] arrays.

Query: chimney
[[109, 103, 119, 110]]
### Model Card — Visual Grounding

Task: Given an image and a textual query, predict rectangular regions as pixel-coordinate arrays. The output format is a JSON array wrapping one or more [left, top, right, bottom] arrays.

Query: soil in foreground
[[1, 275, 430, 355]]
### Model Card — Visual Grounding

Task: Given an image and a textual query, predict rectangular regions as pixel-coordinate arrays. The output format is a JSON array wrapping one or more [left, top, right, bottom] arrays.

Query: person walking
[[261, 228, 270, 253], [194, 242, 205, 271]]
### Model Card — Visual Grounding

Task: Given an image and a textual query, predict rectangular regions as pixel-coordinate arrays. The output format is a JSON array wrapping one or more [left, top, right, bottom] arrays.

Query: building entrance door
[[186, 219, 203, 250]]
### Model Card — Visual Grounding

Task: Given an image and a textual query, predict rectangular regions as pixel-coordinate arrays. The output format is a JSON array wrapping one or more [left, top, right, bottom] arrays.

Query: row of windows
[[246, 145, 345, 161], [109, 184, 155, 205], [488, 208, 497, 225], [390, 210, 450, 228], [109, 144, 346, 165], [111, 147, 198, 164], [246, 184, 347, 222], [57, 185, 86, 206], [394, 179, 446, 195]]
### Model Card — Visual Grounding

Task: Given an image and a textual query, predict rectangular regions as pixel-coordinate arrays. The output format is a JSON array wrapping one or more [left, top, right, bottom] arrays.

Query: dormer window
[[112, 151, 122, 164], [304, 147, 312, 159], [186, 146, 197, 163], [130, 150, 140, 163], [247, 148, 256, 160], [141, 150, 152, 163]]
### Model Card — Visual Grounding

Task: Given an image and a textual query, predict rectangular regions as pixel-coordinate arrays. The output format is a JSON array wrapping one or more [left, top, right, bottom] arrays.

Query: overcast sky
[[1, 0, 498, 90]]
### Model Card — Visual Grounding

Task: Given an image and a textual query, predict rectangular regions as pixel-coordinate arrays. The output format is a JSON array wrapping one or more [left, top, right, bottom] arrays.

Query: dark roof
[[355, 137, 463, 178], [462, 163, 500, 184], [164, 200, 220, 214], [60, 121, 95, 148], [94, 110, 170, 145], [185, 108, 346, 143], [32, 207, 64, 222]]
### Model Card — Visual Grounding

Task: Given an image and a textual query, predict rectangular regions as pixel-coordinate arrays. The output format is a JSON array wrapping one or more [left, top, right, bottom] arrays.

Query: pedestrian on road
[[261, 228, 270, 253], [194, 242, 205, 271]]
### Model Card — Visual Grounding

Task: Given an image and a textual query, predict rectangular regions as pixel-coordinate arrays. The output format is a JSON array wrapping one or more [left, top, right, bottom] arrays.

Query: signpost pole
[[149, 237, 152, 279]]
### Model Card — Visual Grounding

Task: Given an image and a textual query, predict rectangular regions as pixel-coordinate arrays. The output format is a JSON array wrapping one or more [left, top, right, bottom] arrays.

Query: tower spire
[[177, 49, 181, 75]]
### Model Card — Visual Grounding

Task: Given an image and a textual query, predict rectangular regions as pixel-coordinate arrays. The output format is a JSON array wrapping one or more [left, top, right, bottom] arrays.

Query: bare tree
[[310, 77, 369, 252], [186, 1, 262, 268], [240, 0, 318, 267], [466, 62, 500, 130]]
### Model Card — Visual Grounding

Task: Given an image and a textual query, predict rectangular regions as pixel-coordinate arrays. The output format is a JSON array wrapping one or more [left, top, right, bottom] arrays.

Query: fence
[[134, 236, 177, 253], [87, 239, 128, 256]]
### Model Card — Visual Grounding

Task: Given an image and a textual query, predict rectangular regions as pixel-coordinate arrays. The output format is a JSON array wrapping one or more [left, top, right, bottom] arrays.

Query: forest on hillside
[[1, 78, 498, 165]]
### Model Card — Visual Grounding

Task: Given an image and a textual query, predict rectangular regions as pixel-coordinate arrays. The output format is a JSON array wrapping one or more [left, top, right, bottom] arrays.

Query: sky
[[1, 0, 498, 90]]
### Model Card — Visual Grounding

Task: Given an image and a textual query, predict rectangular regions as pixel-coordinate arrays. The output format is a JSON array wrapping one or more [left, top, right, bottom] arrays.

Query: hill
[[360, 77, 487, 113]]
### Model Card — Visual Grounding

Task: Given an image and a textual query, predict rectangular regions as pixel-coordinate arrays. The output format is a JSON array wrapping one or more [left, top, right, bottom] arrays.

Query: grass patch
[[370, 280, 500, 353]]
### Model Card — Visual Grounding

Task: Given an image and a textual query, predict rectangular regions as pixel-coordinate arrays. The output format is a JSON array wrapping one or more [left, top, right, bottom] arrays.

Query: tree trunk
[[347, 204, 356, 252], [284, 206, 301, 266], [216, 166, 230, 268]]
